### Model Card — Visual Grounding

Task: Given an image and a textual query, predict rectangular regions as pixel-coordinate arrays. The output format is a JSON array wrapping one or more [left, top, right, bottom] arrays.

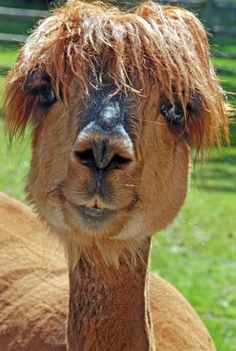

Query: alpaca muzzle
[[73, 95, 134, 172], [68, 95, 135, 211]]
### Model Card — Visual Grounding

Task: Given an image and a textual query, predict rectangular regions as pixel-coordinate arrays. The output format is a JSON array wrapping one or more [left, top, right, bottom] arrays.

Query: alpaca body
[[0, 193, 215, 351], [3, 1, 228, 349]]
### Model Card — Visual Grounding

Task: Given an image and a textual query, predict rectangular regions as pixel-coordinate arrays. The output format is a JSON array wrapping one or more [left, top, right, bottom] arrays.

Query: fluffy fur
[[4, 1, 229, 265], [2, 1, 229, 350], [0, 193, 215, 350], [5, 1, 228, 151]]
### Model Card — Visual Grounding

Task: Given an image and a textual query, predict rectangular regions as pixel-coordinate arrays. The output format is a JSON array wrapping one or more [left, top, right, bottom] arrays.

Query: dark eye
[[38, 85, 56, 106], [159, 93, 186, 130], [160, 103, 185, 128], [23, 69, 57, 107]]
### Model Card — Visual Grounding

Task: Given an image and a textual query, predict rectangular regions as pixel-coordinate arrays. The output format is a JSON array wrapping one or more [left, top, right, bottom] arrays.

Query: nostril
[[74, 149, 131, 170], [74, 149, 95, 167], [109, 154, 131, 170]]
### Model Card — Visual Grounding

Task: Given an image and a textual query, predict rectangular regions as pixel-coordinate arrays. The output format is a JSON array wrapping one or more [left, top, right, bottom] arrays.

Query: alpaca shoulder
[[150, 273, 215, 351]]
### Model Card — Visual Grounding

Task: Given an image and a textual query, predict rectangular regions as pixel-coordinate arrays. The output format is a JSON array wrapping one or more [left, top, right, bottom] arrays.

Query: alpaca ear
[[5, 65, 56, 137]]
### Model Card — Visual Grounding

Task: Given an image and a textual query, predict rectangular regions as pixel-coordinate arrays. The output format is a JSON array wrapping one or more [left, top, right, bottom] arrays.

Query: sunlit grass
[[151, 145, 236, 350], [0, 121, 31, 201], [0, 45, 19, 68]]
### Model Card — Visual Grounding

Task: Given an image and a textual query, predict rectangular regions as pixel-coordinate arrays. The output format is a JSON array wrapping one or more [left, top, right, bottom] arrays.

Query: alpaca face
[[5, 1, 228, 253], [26, 74, 189, 241]]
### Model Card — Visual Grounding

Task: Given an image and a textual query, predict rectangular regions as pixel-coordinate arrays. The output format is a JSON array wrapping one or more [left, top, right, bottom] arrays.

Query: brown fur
[[67, 244, 153, 350], [4, 1, 229, 267], [2, 1, 229, 350], [0, 193, 67, 351], [5, 1, 228, 150], [0, 193, 215, 350]]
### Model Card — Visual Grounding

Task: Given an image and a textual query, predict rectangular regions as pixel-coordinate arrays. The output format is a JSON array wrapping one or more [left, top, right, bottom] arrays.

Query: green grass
[[0, 123, 31, 201], [0, 26, 236, 351], [151, 145, 236, 350], [0, 44, 18, 68]]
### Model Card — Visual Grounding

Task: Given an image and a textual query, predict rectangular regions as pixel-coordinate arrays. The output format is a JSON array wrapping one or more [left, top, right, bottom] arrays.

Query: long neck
[[67, 238, 155, 351]]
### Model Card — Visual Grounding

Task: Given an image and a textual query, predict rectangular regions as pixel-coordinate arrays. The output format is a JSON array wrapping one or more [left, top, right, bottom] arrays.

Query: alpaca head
[[5, 1, 228, 264]]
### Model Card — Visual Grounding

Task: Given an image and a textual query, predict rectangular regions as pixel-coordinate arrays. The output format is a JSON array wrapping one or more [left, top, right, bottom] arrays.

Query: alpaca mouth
[[78, 205, 113, 220], [70, 202, 115, 222]]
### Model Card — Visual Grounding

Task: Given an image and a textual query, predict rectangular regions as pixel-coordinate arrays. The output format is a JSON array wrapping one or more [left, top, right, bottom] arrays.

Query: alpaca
[[2, 1, 228, 350], [0, 192, 216, 351], [0, 192, 68, 351]]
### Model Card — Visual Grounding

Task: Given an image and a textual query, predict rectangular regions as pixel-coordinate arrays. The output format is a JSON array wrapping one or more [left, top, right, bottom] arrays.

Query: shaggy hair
[[1, 4, 227, 348], [5, 0, 228, 154]]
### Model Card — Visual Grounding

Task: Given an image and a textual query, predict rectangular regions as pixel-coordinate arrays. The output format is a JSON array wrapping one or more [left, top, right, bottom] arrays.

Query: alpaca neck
[[67, 237, 155, 351]]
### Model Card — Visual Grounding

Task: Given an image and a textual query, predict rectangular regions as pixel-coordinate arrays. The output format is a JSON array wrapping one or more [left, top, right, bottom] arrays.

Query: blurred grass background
[[0, 1, 235, 350]]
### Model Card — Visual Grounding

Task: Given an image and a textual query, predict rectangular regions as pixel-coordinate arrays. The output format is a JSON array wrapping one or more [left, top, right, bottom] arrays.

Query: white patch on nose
[[76, 122, 96, 143], [76, 122, 134, 158], [100, 101, 120, 121], [115, 125, 134, 156]]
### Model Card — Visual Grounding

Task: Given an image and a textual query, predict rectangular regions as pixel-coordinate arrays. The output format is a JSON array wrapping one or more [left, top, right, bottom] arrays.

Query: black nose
[[73, 136, 133, 171]]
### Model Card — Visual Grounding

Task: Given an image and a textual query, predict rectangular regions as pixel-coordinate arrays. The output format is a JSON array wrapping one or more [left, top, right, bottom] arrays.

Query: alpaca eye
[[159, 94, 186, 129], [160, 103, 185, 128], [38, 85, 56, 106], [23, 68, 56, 107]]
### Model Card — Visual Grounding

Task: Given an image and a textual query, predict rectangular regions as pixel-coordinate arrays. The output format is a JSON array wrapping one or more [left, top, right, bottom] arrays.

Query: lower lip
[[81, 206, 109, 218], [74, 205, 114, 221]]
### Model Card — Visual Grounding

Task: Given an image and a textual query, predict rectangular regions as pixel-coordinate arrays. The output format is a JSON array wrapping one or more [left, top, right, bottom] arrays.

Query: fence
[[1, 1, 236, 39], [0, 1, 235, 74]]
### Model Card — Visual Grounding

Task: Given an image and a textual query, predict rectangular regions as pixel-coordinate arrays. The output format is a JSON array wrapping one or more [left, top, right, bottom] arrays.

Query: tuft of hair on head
[[4, 1, 229, 155], [134, 2, 229, 157]]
